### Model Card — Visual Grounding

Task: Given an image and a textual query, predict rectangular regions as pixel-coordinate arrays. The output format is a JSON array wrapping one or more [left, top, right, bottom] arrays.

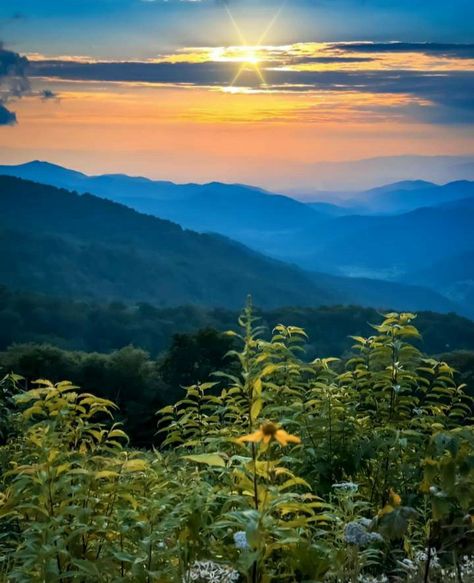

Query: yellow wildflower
[[237, 421, 301, 447], [378, 488, 402, 517], [388, 488, 402, 507]]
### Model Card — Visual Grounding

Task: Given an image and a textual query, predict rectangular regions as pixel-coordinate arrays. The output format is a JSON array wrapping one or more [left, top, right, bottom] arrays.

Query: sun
[[240, 47, 261, 66], [228, 45, 266, 86], [232, 48, 265, 85], [224, 4, 284, 88]]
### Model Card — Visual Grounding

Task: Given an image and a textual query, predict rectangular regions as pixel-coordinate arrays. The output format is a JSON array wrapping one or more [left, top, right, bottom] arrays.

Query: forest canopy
[[2, 286, 474, 357]]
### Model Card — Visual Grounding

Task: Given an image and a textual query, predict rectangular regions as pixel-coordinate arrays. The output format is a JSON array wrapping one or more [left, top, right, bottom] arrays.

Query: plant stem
[[424, 526, 432, 583], [453, 549, 463, 583]]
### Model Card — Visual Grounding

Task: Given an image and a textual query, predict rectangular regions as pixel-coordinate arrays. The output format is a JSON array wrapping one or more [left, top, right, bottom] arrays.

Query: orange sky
[[1, 78, 472, 190]]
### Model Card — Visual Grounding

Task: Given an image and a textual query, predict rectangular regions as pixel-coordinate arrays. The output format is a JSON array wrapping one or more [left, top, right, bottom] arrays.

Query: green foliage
[[159, 328, 236, 390], [439, 350, 474, 394], [0, 344, 165, 447], [0, 306, 472, 582], [0, 373, 22, 444]]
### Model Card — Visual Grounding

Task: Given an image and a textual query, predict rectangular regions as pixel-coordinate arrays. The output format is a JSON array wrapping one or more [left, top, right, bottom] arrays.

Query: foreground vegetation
[[0, 304, 473, 581]]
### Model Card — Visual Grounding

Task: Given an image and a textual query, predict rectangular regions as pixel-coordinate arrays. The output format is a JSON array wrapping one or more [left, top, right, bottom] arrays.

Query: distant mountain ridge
[[2, 161, 473, 219], [0, 175, 463, 315], [1, 160, 473, 247], [344, 180, 474, 214], [0, 161, 330, 250], [281, 200, 474, 276], [408, 250, 474, 310], [288, 154, 474, 191]]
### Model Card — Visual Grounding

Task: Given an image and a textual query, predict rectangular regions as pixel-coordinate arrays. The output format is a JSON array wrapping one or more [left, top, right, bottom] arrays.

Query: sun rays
[[225, 3, 285, 88]]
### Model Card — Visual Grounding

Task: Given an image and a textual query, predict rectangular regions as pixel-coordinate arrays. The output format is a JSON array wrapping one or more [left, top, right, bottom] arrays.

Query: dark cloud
[[264, 69, 474, 124], [290, 56, 374, 64], [330, 42, 474, 59], [40, 89, 58, 100], [29, 59, 233, 86], [0, 102, 16, 125], [0, 42, 30, 125]]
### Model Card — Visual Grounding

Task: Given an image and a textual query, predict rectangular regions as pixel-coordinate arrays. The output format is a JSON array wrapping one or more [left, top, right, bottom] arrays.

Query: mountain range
[[0, 174, 464, 315], [0, 161, 473, 317], [340, 180, 474, 214]]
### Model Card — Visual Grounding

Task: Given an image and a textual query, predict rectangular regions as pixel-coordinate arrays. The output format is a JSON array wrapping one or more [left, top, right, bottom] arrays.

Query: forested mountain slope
[[0, 175, 460, 313], [0, 176, 334, 309]]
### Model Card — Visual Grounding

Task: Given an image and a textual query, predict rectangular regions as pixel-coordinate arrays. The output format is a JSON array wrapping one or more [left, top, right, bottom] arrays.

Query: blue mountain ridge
[[1, 161, 473, 316]]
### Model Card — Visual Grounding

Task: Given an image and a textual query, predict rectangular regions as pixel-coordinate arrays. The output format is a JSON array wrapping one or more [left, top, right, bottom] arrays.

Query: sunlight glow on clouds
[[24, 41, 474, 125], [150, 42, 474, 74]]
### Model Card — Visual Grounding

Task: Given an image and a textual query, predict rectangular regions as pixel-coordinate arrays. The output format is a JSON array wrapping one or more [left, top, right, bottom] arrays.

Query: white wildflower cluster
[[414, 548, 440, 568], [344, 519, 383, 546], [440, 555, 474, 581], [397, 548, 441, 581], [328, 575, 388, 583], [398, 550, 474, 581], [332, 481, 359, 493], [357, 575, 389, 583], [183, 560, 240, 583], [233, 530, 250, 550], [330, 554, 474, 583]]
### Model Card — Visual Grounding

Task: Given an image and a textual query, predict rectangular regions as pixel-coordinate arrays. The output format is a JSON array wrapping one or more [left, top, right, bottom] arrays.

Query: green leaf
[[183, 453, 226, 468], [122, 459, 148, 472], [95, 470, 120, 479], [251, 398, 263, 422]]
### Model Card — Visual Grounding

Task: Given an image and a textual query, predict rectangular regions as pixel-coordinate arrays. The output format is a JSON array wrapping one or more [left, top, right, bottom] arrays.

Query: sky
[[0, 0, 473, 191]]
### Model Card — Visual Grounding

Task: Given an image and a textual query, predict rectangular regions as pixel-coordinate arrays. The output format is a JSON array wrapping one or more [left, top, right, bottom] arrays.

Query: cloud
[[26, 41, 474, 125], [263, 69, 474, 123], [40, 89, 59, 100], [330, 42, 474, 59], [29, 59, 233, 86], [0, 103, 16, 125], [290, 55, 374, 64], [0, 42, 30, 125]]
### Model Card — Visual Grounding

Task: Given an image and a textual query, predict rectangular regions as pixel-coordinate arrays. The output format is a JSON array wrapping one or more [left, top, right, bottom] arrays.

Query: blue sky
[[2, 0, 473, 59]]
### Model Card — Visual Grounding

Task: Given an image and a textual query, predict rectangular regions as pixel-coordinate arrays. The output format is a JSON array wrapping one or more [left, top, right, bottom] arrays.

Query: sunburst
[[224, 3, 284, 88]]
